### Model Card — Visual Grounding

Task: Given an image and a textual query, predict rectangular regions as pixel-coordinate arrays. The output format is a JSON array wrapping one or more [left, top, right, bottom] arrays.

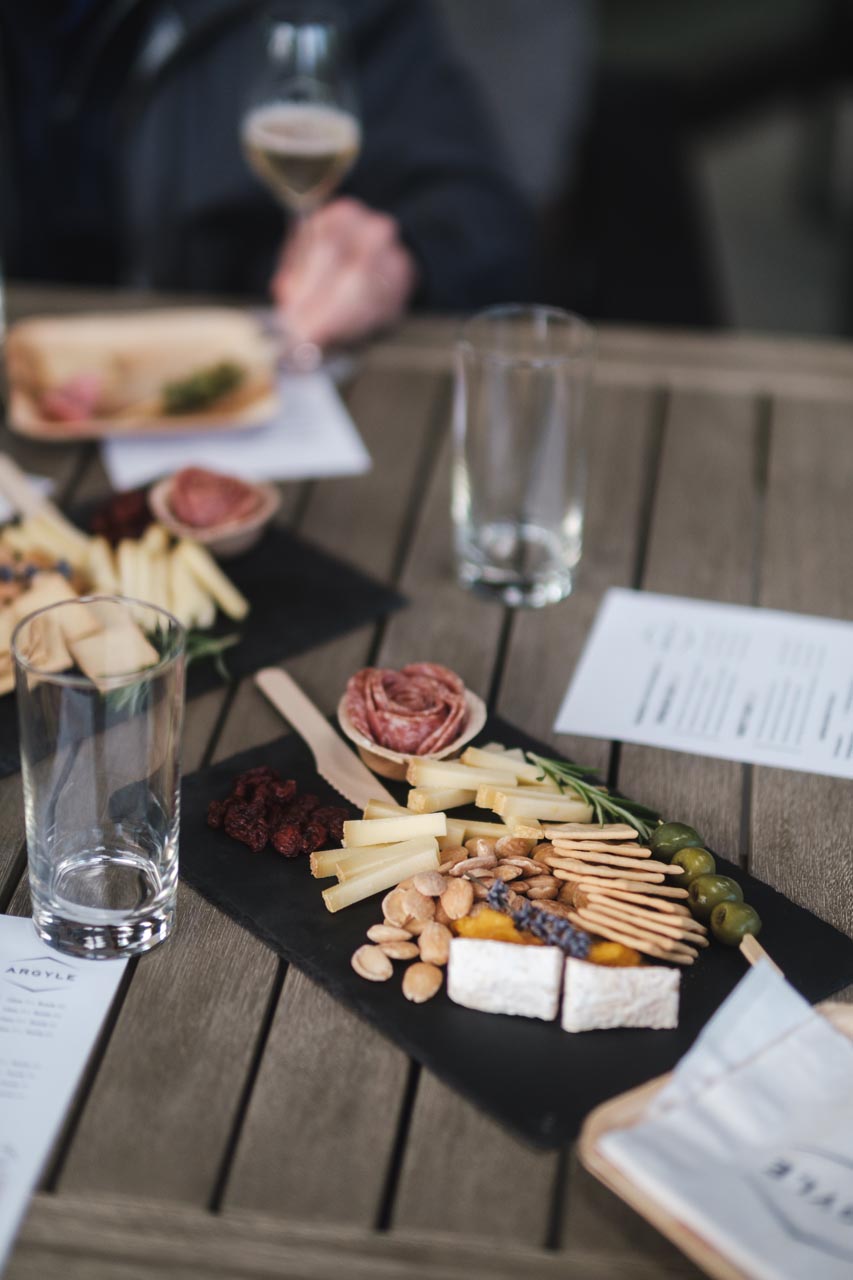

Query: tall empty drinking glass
[[453, 305, 594, 608], [13, 597, 185, 959]]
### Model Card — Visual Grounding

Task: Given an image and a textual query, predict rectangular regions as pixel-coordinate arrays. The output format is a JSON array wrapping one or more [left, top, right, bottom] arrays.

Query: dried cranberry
[[207, 799, 227, 829], [300, 821, 327, 855], [224, 808, 269, 851], [271, 822, 303, 857], [270, 779, 297, 805], [314, 806, 348, 841]]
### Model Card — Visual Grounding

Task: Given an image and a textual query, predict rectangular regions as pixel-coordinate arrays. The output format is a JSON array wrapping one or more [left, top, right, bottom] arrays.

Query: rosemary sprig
[[185, 631, 241, 682], [526, 752, 659, 842]]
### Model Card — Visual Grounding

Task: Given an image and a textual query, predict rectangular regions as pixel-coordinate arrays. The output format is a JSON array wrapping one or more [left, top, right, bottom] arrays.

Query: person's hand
[[271, 197, 419, 351]]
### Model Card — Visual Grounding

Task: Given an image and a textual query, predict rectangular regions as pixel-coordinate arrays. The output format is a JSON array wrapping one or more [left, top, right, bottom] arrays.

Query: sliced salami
[[344, 663, 468, 756]]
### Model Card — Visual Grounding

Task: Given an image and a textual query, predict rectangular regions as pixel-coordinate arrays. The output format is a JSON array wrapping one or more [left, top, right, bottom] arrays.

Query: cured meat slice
[[345, 663, 468, 756], [169, 467, 261, 528]]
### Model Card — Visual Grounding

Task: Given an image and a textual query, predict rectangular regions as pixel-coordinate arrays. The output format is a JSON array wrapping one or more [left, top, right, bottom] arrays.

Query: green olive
[[650, 821, 703, 862], [688, 873, 743, 922], [670, 846, 716, 885], [711, 901, 762, 946]]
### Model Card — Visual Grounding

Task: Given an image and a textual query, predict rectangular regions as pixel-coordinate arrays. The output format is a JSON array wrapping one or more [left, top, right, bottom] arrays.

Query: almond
[[494, 836, 533, 858], [413, 870, 447, 897], [440, 877, 474, 919], [367, 923, 413, 943], [449, 856, 493, 877], [402, 888, 435, 922], [351, 945, 393, 981], [493, 863, 522, 882], [418, 921, 452, 965], [402, 961, 443, 1003], [382, 888, 412, 928], [380, 941, 420, 961], [434, 899, 453, 927], [464, 838, 497, 863]]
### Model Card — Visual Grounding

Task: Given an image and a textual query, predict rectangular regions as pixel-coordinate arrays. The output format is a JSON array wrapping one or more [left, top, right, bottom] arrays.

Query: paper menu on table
[[0, 916, 127, 1273], [555, 588, 853, 779], [101, 371, 371, 490], [597, 964, 853, 1280]]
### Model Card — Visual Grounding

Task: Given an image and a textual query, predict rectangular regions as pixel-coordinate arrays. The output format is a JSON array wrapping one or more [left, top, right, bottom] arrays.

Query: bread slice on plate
[[6, 308, 279, 440]]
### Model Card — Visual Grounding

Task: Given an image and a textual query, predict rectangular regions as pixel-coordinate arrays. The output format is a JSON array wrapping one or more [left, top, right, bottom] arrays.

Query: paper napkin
[[599, 962, 853, 1280], [101, 372, 371, 490]]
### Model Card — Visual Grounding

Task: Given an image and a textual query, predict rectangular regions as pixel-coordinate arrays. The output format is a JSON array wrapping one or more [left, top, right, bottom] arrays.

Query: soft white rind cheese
[[447, 939, 563, 1020], [561, 958, 680, 1032]]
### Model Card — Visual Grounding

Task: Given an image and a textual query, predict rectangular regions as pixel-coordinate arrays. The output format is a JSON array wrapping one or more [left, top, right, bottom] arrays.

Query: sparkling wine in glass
[[241, 15, 361, 219]]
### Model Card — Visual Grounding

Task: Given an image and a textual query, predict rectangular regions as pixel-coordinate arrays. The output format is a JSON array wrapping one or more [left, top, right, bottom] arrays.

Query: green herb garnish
[[162, 362, 244, 414], [526, 753, 659, 842], [186, 630, 241, 681]]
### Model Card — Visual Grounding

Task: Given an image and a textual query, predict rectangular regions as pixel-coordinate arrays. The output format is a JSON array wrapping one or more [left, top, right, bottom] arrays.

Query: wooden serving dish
[[337, 689, 487, 781], [577, 1000, 853, 1280], [8, 385, 279, 442]]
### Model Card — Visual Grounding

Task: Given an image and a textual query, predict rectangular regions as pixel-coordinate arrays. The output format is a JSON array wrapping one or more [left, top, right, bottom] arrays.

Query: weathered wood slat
[[751, 400, 853, 935], [615, 389, 758, 856], [220, 367, 449, 1223], [563, 389, 759, 1269], [10, 1193, 699, 1280]]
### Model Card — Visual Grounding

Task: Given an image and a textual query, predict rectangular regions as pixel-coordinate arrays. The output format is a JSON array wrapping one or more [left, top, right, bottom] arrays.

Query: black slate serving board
[[0, 526, 404, 779], [179, 715, 853, 1148]]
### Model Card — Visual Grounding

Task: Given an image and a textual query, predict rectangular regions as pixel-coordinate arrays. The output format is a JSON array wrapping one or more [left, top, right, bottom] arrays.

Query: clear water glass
[[452, 304, 594, 608], [12, 597, 185, 960]]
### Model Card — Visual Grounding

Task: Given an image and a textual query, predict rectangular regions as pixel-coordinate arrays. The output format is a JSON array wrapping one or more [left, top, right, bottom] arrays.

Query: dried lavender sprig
[[486, 881, 591, 959]]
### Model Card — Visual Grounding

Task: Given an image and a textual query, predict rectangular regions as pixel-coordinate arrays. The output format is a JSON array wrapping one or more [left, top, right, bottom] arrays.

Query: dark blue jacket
[[0, 0, 532, 307]]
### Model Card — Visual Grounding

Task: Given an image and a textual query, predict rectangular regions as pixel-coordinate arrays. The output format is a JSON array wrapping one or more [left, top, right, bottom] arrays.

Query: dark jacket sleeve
[[343, 0, 534, 309]]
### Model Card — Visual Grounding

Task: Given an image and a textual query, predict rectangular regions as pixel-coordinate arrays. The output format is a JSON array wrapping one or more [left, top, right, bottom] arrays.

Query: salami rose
[[169, 467, 262, 528], [345, 662, 468, 756]]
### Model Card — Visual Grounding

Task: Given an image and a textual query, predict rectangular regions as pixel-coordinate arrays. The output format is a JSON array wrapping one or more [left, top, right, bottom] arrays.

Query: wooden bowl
[[337, 689, 488, 782], [148, 475, 280, 558]]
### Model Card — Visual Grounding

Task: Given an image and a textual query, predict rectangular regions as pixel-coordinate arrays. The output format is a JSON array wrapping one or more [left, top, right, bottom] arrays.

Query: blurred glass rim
[[266, 3, 349, 47], [11, 595, 186, 691], [457, 304, 596, 370]]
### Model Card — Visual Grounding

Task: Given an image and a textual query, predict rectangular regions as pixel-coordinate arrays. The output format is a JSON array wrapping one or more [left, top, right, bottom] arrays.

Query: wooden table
[[3, 286, 853, 1280]]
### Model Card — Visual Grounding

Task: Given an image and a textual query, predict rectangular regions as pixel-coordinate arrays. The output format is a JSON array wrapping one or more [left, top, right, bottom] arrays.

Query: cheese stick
[[342, 813, 446, 848], [175, 539, 249, 621], [363, 798, 409, 819], [407, 786, 476, 813], [87, 535, 119, 594], [322, 841, 439, 912]]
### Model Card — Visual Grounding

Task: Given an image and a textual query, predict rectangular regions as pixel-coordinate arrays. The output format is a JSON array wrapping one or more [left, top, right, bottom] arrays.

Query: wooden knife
[[254, 667, 396, 809]]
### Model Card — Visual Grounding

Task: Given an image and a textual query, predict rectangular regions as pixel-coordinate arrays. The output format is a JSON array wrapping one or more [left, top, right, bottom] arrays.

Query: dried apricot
[[451, 907, 542, 946], [587, 941, 642, 967]]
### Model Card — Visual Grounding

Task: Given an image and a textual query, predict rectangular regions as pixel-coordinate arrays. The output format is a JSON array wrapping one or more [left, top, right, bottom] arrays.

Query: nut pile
[[350, 833, 582, 1001], [208, 765, 349, 857]]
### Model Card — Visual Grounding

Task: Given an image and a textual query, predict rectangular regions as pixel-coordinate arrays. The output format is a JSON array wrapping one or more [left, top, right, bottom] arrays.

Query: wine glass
[[242, 12, 360, 221], [242, 13, 361, 367]]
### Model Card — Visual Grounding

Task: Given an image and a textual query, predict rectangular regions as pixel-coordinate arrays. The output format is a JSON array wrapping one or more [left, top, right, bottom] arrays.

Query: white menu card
[[0, 916, 127, 1272], [598, 962, 853, 1280], [555, 589, 853, 779], [101, 371, 371, 490]]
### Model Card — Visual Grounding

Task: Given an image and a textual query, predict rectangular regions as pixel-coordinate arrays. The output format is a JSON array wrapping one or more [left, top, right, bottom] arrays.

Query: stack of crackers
[[535, 823, 707, 964]]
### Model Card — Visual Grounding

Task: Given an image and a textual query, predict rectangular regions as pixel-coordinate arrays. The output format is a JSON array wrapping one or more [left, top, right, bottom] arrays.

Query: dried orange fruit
[[451, 907, 542, 945], [588, 941, 642, 967]]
